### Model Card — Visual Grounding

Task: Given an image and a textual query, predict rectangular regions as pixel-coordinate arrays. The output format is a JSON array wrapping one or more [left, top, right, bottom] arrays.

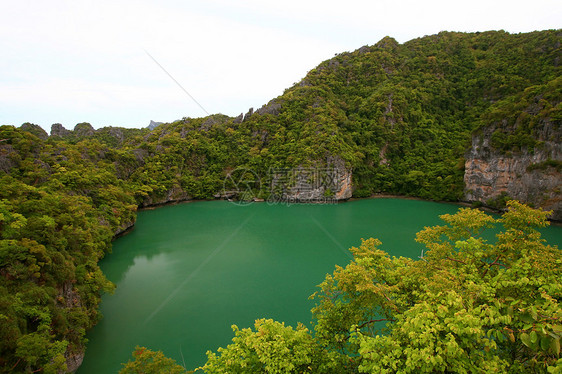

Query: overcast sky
[[1, 0, 560, 132]]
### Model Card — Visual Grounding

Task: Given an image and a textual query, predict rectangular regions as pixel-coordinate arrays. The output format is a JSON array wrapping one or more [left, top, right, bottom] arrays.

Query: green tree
[[312, 201, 561, 373], [120, 346, 187, 374], [201, 319, 343, 373], [121, 202, 560, 373]]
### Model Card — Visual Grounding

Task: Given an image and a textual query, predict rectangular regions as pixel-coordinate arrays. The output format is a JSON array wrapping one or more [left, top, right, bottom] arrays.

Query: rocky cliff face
[[45, 123, 139, 146], [50, 123, 72, 137], [269, 156, 352, 202], [73, 122, 95, 137], [0, 143, 17, 172], [20, 123, 48, 140], [140, 185, 192, 208], [55, 282, 86, 373], [147, 120, 163, 130], [464, 120, 561, 220]]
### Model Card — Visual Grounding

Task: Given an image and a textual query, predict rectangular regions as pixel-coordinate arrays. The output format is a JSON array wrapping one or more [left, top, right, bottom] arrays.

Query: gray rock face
[[243, 107, 254, 121], [140, 185, 192, 207], [0, 144, 17, 172], [255, 100, 281, 116], [147, 120, 163, 130], [464, 121, 562, 220], [74, 123, 95, 137], [114, 219, 135, 237], [65, 350, 85, 373], [233, 113, 244, 124], [56, 282, 85, 372], [20, 123, 48, 140], [200, 116, 218, 131], [50, 123, 71, 137], [269, 156, 352, 202]]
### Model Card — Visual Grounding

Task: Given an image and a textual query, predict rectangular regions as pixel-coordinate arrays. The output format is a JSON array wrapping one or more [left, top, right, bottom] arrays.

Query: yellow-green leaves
[[202, 319, 341, 373], [199, 203, 560, 372], [312, 203, 561, 372], [120, 346, 187, 374]]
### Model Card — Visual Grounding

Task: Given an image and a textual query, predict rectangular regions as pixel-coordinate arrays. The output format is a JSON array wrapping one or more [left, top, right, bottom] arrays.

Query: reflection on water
[[79, 199, 562, 373]]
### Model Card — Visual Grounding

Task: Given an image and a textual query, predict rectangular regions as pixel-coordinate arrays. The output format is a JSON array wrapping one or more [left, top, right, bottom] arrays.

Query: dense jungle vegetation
[[0, 29, 560, 372]]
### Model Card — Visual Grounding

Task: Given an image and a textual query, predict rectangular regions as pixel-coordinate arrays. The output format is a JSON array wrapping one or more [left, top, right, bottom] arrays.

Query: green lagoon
[[78, 199, 562, 373]]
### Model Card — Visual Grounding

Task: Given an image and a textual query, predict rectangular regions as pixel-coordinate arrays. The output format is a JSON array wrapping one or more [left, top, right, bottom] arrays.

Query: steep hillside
[[114, 30, 560, 206], [465, 77, 562, 219], [0, 29, 560, 372]]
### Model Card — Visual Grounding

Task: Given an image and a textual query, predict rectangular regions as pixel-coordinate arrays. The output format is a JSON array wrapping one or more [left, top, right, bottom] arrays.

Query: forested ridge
[[0, 29, 561, 372]]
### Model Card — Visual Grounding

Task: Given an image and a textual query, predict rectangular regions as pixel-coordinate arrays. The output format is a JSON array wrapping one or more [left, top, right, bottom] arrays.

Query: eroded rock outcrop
[[269, 156, 352, 202], [147, 120, 163, 130], [55, 282, 86, 373], [20, 123, 48, 140], [464, 121, 561, 220], [73, 122, 95, 138], [50, 123, 71, 137], [255, 100, 281, 116], [140, 185, 192, 207], [0, 143, 17, 172]]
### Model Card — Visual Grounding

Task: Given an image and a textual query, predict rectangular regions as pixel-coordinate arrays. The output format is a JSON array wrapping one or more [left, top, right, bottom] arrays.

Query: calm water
[[78, 199, 562, 373]]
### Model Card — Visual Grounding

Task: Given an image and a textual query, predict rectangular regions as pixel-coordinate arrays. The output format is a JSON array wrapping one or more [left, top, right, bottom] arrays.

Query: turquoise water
[[78, 199, 562, 373]]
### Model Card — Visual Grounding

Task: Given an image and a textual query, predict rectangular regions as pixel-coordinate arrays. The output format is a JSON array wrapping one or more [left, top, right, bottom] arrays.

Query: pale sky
[[1, 0, 560, 132]]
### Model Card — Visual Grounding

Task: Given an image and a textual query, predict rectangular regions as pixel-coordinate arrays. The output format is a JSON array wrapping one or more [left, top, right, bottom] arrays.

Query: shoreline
[[115, 194, 560, 242]]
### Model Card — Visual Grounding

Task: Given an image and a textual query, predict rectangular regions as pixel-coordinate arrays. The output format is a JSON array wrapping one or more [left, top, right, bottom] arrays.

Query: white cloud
[[0, 0, 560, 131]]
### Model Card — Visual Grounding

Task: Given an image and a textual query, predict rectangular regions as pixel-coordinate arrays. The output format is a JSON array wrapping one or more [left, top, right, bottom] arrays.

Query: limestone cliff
[[269, 156, 352, 202], [140, 185, 192, 208], [56, 282, 86, 373], [147, 120, 163, 130], [50, 123, 72, 137], [73, 122, 95, 137], [464, 84, 561, 220], [20, 123, 48, 140]]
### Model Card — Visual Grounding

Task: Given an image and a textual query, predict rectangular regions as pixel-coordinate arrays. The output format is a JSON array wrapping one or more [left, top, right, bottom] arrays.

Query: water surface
[[78, 199, 562, 372]]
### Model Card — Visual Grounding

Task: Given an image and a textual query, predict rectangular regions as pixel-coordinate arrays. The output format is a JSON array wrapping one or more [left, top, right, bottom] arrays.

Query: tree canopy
[[195, 201, 560, 373], [0, 29, 560, 372], [125, 201, 561, 373]]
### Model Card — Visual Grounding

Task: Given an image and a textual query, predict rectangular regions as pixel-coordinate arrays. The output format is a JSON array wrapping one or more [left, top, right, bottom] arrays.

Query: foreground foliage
[[0, 29, 560, 372], [314, 200, 561, 372], [120, 346, 186, 374], [202, 319, 343, 373], [189, 201, 560, 373], [0, 127, 138, 373]]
